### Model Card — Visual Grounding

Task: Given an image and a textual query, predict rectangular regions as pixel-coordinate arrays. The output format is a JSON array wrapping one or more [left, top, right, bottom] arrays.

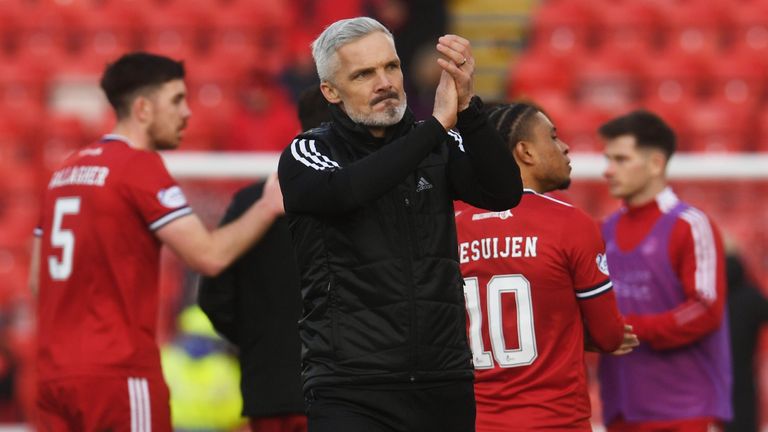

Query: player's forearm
[[626, 298, 724, 350], [205, 198, 282, 276], [161, 198, 281, 277], [580, 292, 625, 352], [29, 236, 41, 296]]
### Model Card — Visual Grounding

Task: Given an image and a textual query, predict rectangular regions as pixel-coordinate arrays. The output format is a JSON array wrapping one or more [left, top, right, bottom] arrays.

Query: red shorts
[[607, 416, 723, 432], [37, 375, 172, 432], [249, 414, 307, 432]]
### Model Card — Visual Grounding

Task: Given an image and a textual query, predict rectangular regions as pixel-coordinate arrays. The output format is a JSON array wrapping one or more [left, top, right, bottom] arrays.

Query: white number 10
[[463, 274, 538, 369], [48, 197, 81, 281]]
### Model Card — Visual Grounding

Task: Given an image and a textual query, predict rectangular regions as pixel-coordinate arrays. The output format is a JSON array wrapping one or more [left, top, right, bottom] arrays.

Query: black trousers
[[305, 380, 475, 432]]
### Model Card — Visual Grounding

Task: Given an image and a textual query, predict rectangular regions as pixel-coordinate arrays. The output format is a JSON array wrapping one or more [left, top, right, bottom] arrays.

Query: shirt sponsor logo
[[157, 186, 187, 208], [596, 253, 610, 276], [79, 147, 103, 156], [472, 210, 513, 220]]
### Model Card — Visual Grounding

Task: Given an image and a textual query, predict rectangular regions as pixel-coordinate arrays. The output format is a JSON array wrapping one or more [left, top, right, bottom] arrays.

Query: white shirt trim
[[524, 188, 573, 208], [656, 187, 679, 213], [101, 134, 133, 145], [576, 280, 613, 299], [128, 377, 151, 432], [149, 207, 193, 231], [680, 207, 717, 302]]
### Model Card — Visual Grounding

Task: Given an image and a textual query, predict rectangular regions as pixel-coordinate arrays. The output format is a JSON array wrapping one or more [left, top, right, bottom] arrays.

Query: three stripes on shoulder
[[290, 139, 340, 171]]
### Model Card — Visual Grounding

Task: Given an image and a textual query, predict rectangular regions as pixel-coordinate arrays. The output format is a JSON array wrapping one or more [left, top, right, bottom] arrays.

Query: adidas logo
[[416, 176, 433, 192]]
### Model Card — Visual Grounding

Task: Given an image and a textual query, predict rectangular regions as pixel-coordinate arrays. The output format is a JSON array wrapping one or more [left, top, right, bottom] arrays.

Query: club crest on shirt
[[596, 253, 610, 276], [157, 186, 187, 208]]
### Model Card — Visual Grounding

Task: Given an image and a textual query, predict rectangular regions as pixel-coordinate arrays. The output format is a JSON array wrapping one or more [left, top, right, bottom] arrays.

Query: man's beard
[[148, 121, 183, 150], [347, 91, 407, 128], [557, 178, 572, 190]]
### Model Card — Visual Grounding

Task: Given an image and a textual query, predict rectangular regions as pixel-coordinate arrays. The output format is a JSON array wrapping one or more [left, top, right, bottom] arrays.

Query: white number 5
[[463, 274, 538, 369], [48, 197, 81, 280]]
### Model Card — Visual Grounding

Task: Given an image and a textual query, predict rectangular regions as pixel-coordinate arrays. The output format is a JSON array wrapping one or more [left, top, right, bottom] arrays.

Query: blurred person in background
[[456, 102, 637, 431], [161, 305, 244, 431], [0, 338, 20, 422], [368, 0, 447, 93], [724, 249, 768, 432], [367, 0, 447, 121], [226, 69, 301, 152], [199, 86, 330, 432], [404, 44, 444, 120], [278, 17, 522, 432], [295, 86, 332, 132], [598, 110, 732, 432], [30, 52, 284, 432]]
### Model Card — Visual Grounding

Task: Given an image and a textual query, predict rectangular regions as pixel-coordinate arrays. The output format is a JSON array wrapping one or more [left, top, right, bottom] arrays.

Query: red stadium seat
[[185, 51, 244, 103], [0, 114, 40, 172], [506, 54, 575, 101], [683, 99, 755, 153], [639, 49, 710, 103], [40, 115, 89, 172], [284, 0, 362, 33], [0, 1, 24, 56], [573, 52, 642, 111], [523, 91, 574, 129], [15, 2, 80, 62], [594, 1, 664, 54], [657, 1, 727, 55], [73, 6, 141, 62], [282, 0, 362, 62], [705, 50, 766, 105], [178, 117, 220, 151], [183, 95, 239, 151], [0, 61, 47, 110], [209, 2, 291, 74], [726, 1, 768, 61], [556, 104, 613, 153], [528, 0, 598, 58], [204, 7, 259, 53], [140, 3, 206, 56]]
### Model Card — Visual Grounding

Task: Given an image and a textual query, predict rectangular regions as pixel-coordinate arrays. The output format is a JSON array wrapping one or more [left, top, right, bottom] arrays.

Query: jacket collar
[[329, 103, 415, 148]]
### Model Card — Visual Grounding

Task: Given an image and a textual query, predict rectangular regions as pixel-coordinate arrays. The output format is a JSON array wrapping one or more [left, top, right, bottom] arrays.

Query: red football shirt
[[456, 189, 624, 431], [36, 135, 192, 381]]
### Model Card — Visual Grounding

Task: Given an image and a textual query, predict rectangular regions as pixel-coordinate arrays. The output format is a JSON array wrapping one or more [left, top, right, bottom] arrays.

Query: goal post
[[162, 152, 768, 180]]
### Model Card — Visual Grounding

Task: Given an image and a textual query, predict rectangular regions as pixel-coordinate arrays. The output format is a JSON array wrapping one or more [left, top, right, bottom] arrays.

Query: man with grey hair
[[278, 17, 523, 432]]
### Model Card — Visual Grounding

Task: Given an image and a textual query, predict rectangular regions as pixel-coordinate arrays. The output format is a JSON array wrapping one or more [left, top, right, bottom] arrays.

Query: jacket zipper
[[402, 192, 418, 382]]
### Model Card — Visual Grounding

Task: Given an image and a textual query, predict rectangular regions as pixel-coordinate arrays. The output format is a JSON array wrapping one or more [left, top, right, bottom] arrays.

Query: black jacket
[[198, 182, 304, 418], [278, 99, 522, 391], [725, 254, 768, 432]]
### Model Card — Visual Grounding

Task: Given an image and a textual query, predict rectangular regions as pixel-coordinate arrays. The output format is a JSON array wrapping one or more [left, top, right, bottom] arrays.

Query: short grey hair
[[311, 17, 394, 83]]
